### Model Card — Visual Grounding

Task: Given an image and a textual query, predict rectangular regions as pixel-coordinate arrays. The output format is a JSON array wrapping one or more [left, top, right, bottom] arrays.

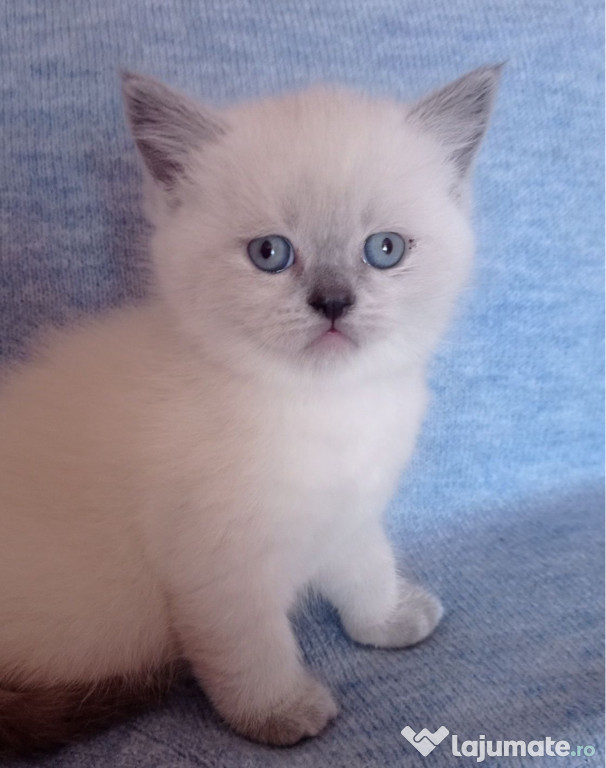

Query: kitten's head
[[122, 67, 500, 380]]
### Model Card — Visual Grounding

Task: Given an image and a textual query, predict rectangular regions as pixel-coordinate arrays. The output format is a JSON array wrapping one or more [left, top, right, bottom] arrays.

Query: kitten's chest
[[260, 375, 426, 525]]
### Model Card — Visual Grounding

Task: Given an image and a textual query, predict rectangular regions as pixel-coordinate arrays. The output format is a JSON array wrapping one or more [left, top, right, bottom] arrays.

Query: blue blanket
[[1, 1, 603, 765]]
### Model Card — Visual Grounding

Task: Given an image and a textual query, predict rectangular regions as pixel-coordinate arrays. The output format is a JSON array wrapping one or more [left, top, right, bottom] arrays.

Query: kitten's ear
[[409, 64, 502, 187], [121, 71, 226, 190]]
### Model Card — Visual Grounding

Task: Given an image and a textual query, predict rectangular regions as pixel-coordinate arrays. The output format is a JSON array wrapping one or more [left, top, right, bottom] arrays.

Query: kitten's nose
[[307, 292, 354, 321]]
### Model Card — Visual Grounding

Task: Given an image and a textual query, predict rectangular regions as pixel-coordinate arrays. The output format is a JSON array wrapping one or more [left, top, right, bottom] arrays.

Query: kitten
[[0, 65, 500, 752]]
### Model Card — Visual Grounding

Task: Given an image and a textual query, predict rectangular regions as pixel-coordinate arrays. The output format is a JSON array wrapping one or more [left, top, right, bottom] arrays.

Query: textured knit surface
[[0, 1, 603, 766]]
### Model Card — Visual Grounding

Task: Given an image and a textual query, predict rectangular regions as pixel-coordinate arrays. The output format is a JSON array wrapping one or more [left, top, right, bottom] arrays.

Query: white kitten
[[0, 66, 499, 752]]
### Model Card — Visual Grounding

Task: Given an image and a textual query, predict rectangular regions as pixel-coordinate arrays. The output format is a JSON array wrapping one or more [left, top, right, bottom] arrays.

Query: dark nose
[[307, 293, 354, 321]]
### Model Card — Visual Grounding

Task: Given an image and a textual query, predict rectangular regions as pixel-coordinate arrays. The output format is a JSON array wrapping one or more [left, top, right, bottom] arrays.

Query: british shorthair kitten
[[0, 65, 500, 752]]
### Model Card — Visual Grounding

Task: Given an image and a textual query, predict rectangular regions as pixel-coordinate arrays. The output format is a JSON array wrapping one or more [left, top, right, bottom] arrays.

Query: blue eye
[[247, 235, 295, 273], [363, 232, 407, 269]]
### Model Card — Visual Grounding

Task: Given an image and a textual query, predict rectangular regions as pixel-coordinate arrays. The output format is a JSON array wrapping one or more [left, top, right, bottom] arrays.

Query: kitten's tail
[[0, 664, 180, 756]]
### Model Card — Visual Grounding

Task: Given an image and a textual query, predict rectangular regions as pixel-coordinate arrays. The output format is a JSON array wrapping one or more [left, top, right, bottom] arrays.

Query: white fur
[[0, 69, 497, 744]]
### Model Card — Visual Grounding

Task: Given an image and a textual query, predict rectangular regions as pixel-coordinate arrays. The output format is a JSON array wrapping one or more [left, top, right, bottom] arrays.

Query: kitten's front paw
[[231, 675, 338, 746], [347, 580, 443, 649]]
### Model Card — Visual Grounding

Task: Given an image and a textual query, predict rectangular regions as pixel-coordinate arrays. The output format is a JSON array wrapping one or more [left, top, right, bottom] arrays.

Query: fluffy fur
[[0, 66, 500, 752]]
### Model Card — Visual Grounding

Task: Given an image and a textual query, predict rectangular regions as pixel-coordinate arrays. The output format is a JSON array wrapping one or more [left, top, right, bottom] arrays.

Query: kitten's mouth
[[306, 322, 354, 353]]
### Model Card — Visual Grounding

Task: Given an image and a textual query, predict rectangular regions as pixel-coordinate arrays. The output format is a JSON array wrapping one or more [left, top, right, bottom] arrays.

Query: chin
[[293, 331, 361, 375]]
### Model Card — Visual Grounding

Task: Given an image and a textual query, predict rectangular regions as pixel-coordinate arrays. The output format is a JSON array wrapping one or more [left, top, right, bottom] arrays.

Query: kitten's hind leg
[[316, 526, 443, 648]]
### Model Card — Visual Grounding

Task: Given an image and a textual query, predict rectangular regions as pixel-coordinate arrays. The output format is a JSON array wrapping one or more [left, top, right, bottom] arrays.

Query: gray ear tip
[[120, 70, 149, 97], [120, 69, 137, 85], [470, 63, 506, 90], [454, 64, 503, 113], [492, 61, 508, 84], [119, 71, 172, 105], [480, 61, 507, 74]]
